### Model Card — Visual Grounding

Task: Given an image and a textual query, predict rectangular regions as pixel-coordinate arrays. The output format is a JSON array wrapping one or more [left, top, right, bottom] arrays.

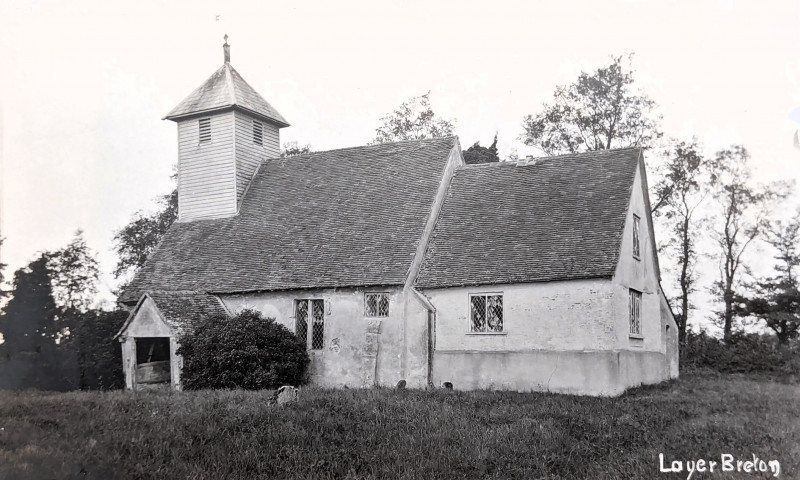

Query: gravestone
[[276, 385, 298, 405]]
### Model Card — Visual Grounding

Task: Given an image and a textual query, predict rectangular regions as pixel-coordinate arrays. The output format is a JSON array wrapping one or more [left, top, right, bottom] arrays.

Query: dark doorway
[[135, 337, 171, 386]]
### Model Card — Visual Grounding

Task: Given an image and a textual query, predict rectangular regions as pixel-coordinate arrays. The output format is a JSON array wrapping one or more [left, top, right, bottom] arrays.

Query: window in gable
[[632, 214, 641, 259], [470, 293, 503, 333], [198, 118, 211, 143], [365, 293, 389, 317], [295, 299, 325, 350], [629, 289, 642, 336], [253, 120, 263, 146]]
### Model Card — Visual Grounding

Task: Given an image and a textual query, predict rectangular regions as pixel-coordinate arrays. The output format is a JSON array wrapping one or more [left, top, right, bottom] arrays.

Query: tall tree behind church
[[112, 188, 178, 283], [373, 92, 455, 144], [463, 134, 501, 164], [736, 212, 800, 347], [0, 255, 58, 354], [0, 254, 74, 389], [49, 231, 99, 315], [651, 140, 711, 343], [707, 146, 788, 342], [520, 54, 662, 156]]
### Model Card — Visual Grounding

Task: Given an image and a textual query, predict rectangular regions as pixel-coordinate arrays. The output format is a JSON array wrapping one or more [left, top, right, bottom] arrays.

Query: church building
[[115, 38, 679, 395]]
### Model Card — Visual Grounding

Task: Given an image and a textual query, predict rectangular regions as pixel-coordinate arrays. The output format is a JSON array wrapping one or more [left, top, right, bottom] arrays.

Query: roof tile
[[164, 63, 289, 126], [414, 148, 641, 288], [120, 137, 456, 302], [147, 291, 229, 335]]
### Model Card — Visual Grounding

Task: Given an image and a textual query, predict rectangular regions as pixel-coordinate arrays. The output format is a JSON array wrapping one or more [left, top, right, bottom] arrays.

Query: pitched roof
[[148, 291, 229, 334], [415, 148, 642, 288], [119, 137, 457, 303], [115, 291, 229, 338], [164, 63, 289, 127]]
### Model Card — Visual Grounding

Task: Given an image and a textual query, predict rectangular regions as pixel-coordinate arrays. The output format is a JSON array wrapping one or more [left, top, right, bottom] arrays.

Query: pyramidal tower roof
[[164, 35, 289, 127]]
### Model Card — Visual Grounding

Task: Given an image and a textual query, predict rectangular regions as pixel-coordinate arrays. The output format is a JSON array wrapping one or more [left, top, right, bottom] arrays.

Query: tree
[[177, 309, 309, 390], [0, 255, 58, 354], [707, 146, 786, 342], [48, 230, 99, 314], [520, 55, 662, 155], [0, 237, 9, 300], [280, 141, 312, 158], [373, 92, 455, 144], [70, 309, 127, 389], [651, 140, 710, 342], [463, 134, 500, 165], [736, 212, 800, 346], [112, 188, 178, 280], [0, 254, 78, 389]]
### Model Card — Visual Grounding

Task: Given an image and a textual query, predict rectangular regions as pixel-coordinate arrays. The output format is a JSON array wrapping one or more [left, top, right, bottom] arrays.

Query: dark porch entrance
[[135, 337, 171, 387]]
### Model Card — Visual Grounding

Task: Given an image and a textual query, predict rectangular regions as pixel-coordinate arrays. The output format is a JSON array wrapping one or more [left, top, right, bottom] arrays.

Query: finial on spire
[[223, 34, 230, 64]]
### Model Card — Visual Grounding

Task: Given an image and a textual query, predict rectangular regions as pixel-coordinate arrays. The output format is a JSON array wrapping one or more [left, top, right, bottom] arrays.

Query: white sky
[[1, 0, 799, 324]]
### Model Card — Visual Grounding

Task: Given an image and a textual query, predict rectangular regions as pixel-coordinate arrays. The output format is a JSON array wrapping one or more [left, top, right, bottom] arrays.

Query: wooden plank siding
[[233, 111, 280, 206], [177, 112, 237, 221]]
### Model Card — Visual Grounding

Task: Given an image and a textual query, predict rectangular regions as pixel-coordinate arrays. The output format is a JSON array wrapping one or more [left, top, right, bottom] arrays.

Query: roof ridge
[[455, 147, 644, 171], [146, 290, 214, 296], [459, 161, 514, 169], [264, 136, 458, 162], [224, 64, 237, 105], [529, 147, 643, 161]]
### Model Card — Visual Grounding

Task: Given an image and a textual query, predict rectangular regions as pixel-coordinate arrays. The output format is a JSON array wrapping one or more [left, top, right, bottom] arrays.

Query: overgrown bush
[[177, 309, 309, 390], [681, 330, 800, 378]]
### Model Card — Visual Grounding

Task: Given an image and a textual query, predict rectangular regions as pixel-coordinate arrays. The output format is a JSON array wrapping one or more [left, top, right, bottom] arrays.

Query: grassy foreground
[[0, 373, 797, 480]]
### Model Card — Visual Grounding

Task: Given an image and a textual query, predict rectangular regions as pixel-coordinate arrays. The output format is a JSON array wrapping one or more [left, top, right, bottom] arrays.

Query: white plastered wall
[[220, 286, 430, 388]]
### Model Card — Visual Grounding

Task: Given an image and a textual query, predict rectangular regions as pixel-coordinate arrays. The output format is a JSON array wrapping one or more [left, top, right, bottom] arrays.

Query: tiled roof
[[415, 148, 641, 288], [148, 291, 229, 335], [164, 63, 289, 127], [119, 137, 456, 303], [115, 291, 228, 338]]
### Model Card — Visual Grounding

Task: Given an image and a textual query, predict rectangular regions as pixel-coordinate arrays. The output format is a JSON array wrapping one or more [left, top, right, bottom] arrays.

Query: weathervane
[[223, 34, 230, 64]]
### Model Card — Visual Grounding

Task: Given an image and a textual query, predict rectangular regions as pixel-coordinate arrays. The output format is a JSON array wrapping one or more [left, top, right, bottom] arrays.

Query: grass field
[[0, 372, 797, 480]]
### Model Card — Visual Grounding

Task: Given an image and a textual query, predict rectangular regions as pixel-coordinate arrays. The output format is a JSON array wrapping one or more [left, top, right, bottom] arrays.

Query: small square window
[[253, 120, 263, 146], [198, 118, 211, 143], [365, 293, 389, 317], [632, 214, 641, 259], [470, 294, 503, 333], [629, 289, 642, 336]]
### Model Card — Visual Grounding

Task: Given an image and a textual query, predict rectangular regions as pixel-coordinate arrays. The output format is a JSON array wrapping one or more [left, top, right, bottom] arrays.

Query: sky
[[1, 0, 799, 326]]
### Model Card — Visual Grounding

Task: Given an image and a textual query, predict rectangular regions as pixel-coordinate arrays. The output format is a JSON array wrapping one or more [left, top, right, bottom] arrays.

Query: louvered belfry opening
[[198, 118, 211, 143], [253, 120, 263, 146], [295, 299, 325, 350]]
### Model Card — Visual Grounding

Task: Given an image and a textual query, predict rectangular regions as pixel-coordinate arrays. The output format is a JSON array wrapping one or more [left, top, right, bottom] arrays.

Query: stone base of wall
[[432, 349, 675, 396]]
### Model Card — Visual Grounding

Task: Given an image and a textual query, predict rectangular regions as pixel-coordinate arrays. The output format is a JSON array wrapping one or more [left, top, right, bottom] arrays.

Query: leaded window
[[295, 299, 325, 350], [629, 289, 642, 336], [311, 299, 324, 350], [632, 214, 641, 259], [470, 294, 503, 333], [365, 293, 389, 317]]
